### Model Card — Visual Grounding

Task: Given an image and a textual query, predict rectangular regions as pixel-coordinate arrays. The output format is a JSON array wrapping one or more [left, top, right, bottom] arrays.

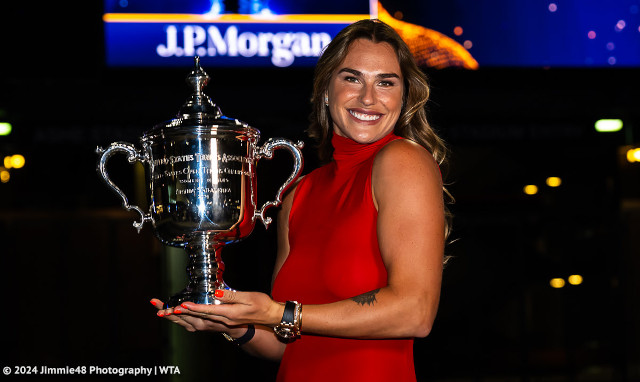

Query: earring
[[324, 94, 329, 106]]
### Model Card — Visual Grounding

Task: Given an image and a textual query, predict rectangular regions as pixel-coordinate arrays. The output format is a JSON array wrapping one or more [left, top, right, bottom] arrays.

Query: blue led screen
[[104, 0, 640, 68]]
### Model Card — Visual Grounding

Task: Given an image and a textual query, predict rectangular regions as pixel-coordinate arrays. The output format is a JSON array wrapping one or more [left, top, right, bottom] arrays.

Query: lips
[[349, 109, 382, 122]]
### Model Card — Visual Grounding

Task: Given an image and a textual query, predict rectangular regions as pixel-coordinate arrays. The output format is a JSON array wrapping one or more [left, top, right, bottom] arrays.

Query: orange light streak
[[103, 13, 370, 24]]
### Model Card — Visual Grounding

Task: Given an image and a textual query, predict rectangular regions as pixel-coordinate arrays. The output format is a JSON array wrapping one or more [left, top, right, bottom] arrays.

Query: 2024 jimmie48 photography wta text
[[3, 365, 181, 377]]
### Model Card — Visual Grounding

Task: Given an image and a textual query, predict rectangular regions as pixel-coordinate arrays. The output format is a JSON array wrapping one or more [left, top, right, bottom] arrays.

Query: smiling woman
[[152, 19, 451, 382]]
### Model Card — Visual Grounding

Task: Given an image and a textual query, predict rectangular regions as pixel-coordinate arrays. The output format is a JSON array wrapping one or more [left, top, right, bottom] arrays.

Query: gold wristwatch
[[273, 301, 302, 340]]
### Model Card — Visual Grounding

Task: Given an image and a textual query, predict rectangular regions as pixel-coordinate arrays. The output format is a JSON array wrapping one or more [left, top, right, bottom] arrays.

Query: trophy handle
[[254, 138, 304, 228], [96, 142, 153, 232]]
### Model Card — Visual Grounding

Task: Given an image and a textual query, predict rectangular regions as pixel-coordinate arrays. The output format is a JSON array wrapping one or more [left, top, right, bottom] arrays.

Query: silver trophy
[[97, 57, 303, 307]]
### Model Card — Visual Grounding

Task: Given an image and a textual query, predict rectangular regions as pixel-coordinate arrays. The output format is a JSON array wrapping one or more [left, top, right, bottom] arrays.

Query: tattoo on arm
[[351, 289, 380, 306]]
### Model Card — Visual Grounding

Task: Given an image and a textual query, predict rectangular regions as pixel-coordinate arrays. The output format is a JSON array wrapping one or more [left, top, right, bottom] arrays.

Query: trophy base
[[165, 283, 233, 308]]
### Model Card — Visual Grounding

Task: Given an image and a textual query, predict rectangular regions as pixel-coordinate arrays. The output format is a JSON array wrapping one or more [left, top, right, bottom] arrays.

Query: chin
[[334, 125, 393, 144], [343, 133, 374, 144], [353, 131, 392, 144]]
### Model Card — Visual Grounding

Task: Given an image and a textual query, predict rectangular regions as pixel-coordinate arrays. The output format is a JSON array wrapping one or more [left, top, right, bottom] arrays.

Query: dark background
[[0, 1, 639, 381]]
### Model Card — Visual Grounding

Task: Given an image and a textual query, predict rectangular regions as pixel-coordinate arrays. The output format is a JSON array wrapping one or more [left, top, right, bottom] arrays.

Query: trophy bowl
[[97, 57, 303, 307]]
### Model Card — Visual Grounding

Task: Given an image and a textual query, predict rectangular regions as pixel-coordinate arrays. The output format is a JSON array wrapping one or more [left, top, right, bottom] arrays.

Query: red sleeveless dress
[[271, 132, 417, 382]]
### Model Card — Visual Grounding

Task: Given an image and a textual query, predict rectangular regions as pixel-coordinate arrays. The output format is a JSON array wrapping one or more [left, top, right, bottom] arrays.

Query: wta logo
[[157, 25, 332, 67]]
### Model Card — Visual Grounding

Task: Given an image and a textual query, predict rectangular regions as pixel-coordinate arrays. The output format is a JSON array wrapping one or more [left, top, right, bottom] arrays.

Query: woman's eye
[[379, 80, 395, 87], [344, 76, 359, 83]]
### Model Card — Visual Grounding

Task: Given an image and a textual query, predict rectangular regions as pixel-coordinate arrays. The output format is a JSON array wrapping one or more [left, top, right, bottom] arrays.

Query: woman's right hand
[[150, 298, 286, 361], [149, 298, 248, 338]]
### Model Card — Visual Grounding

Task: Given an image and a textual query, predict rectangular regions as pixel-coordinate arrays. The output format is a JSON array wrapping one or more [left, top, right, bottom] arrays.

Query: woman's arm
[[297, 139, 444, 338], [181, 139, 445, 339]]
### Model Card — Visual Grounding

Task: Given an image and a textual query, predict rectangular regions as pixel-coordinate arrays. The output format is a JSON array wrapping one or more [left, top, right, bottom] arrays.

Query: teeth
[[349, 110, 381, 121]]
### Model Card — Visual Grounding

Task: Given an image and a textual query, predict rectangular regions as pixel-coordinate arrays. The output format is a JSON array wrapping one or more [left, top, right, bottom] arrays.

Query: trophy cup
[[97, 57, 303, 307]]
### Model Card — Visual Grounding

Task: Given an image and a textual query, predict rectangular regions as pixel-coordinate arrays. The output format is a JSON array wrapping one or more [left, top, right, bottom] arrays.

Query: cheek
[[332, 85, 356, 103], [381, 98, 401, 114], [384, 91, 404, 112], [328, 90, 352, 118]]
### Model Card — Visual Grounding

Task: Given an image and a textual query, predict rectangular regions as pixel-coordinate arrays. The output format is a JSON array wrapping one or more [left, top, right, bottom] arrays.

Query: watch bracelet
[[274, 301, 302, 339], [294, 301, 302, 336], [221, 324, 255, 346]]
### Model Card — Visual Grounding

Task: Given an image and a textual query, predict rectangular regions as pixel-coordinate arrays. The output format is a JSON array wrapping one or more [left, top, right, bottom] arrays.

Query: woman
[[152, 19, 449, 381]]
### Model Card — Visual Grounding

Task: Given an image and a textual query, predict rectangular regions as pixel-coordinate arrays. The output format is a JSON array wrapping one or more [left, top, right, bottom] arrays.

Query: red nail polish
[[150, 300, 157, 306], [215, 290, 224, 298], [173, 309, 182, 314], [157, 312, 164, 317], [181, 303, 189, 309]]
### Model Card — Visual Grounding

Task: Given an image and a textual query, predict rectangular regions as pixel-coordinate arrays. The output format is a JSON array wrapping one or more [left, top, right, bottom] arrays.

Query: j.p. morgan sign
[[157, 25, 331, 67]]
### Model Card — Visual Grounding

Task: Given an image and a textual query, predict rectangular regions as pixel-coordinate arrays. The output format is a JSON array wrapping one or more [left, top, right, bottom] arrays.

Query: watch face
[[274, 325, 293, 336], [274, 323, 297, 340]]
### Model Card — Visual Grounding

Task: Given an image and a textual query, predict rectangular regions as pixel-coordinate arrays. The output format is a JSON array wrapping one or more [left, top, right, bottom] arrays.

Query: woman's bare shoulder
[[372, 138, 443, 211], [374, 138, 441, 183]]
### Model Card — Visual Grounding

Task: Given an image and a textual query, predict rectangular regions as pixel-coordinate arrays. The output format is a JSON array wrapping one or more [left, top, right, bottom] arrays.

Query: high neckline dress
[[271, 132, 417, 382]]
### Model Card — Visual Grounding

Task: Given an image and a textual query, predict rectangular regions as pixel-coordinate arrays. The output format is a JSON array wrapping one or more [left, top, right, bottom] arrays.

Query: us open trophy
[[97, 57, 303, 307]]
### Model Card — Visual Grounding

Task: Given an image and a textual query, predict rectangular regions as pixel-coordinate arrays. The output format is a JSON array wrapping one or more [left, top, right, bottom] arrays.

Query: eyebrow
[[338, 67, 401, 80]]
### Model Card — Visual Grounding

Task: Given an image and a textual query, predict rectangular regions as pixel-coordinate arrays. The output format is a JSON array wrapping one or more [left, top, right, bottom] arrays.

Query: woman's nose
[[359, 84, 376, 106]]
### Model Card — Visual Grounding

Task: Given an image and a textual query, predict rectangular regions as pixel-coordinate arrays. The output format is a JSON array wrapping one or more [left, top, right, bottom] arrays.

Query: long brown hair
[[307, 19, 454, 244]]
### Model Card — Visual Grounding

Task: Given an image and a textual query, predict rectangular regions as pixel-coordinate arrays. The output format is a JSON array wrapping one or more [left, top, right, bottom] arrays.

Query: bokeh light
[[0, 170, 9, 183], [454, 26, 463, 36], [3, 155, 26, 169], [627, 148, 640, 163], [10, 154, 25, 169], [595, 119, 623, 132], [550, 278, 565, 288], [524, 185, 538, 195], [568, 274, 584, 285], [0, 122, 11, 136], [546, 177, 562, 187], [588, 30, 596, 39], [548, 3, 558, 12]]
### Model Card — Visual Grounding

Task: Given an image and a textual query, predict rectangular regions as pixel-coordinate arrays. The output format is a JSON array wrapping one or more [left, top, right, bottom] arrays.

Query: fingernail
[[173, 309, 182, 314], [181, 303, 189, 309], [150, 300, 157, 306], [157, 311, 164, 317], [215, 290, 224, 298]]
